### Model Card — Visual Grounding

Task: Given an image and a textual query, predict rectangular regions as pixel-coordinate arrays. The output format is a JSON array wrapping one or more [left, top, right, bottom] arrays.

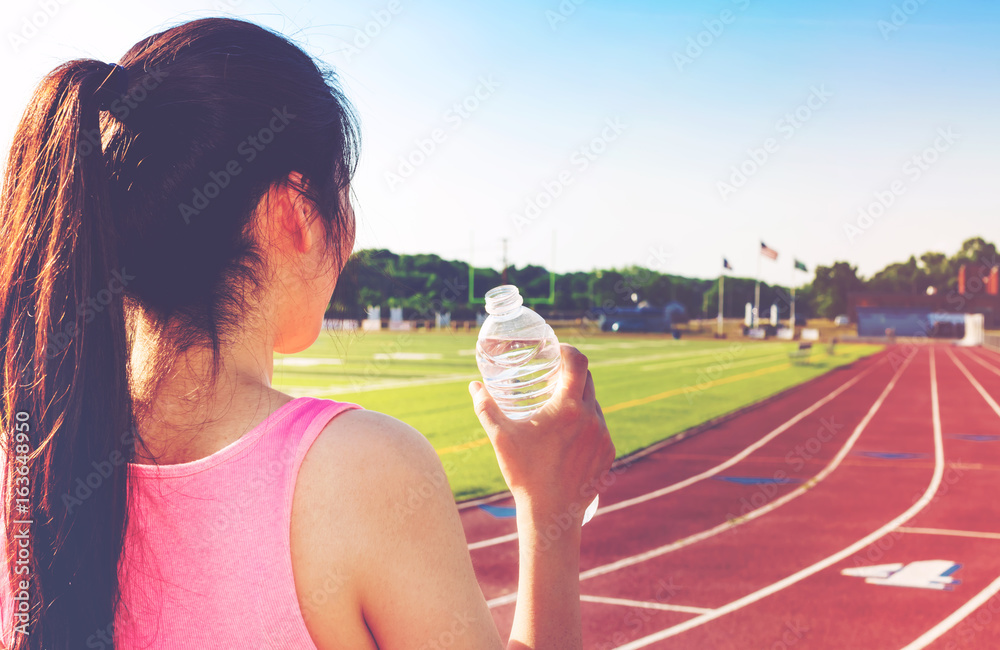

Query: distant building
[[848, 292, 1000, 336]]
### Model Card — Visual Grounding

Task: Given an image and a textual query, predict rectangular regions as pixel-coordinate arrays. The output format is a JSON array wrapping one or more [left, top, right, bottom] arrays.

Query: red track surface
[[459, 345, 1000, 649]]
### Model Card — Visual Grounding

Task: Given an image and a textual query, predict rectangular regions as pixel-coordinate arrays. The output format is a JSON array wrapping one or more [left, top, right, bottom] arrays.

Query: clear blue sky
[[2, 0, 998, 288]]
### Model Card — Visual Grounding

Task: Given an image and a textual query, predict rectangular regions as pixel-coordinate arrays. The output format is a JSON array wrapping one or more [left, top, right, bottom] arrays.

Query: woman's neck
[[127, 309, 281, 465]]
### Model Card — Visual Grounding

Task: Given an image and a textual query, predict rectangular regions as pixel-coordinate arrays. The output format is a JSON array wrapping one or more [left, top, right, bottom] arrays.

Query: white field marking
[[460, 343, 704, 360], [897, 526, 1000, 541], [315, 342, 794, 400], [472, 356, 881, 552], [315, 343, 790, 397], [299, 371, 484, 398], [639, 349, 791, 373], [329, 345, 780, 398], [949, 348, 1000, 417], [484, 353, 910, 609], [609, 348, 938, 649], [899, 575, 1000, 649], [372, 352, 443, 361], [894, 349, 1000, 649], [578, 594, 714, 615], [274, 357, 344, 366], [462, 341, 675, 356], [590, 345, 786, 371], [577, 341, 678, 351]]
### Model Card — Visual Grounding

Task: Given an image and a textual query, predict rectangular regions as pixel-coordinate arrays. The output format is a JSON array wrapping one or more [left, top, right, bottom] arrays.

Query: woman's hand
[[469, 344, 615, 527]]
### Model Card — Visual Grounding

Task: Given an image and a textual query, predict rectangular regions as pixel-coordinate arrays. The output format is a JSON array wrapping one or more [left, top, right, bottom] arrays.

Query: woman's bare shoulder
[[307, 408, 443, 478], [292, 408, 501, 648], [290, 408, 456, 647]]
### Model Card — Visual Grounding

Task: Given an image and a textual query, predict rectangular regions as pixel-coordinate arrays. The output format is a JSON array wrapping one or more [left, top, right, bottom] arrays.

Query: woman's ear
[[280, 171, 314, 254]]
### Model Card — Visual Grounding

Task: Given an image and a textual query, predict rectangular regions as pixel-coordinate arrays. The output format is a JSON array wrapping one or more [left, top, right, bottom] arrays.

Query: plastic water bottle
[[476, 284, 599, 525]]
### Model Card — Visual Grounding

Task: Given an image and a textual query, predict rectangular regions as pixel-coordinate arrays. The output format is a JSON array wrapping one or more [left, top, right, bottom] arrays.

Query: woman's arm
[[470, 345, 613, 648], [293, 345, 613, 648]]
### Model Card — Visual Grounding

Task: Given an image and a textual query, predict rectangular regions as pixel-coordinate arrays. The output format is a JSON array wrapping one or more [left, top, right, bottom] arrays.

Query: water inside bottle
[[476, 336, 561, 420]]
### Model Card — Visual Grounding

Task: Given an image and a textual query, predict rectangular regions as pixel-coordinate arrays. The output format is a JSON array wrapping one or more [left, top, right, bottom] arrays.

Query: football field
[[273, 331, 881, 500]]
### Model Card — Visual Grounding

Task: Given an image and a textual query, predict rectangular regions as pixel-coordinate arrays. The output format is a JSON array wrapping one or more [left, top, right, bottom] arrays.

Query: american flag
[[760, 242, 778, 260]]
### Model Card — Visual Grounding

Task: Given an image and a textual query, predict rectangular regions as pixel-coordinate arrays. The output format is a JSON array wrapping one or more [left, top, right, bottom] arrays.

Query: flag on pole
[[794, 259, 808, 272], [760, 242, 778, 260], [723, 258, 733, 271]]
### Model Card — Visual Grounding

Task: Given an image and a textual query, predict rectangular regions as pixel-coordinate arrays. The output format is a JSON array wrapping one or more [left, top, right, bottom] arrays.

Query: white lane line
[[596, 362, 874, 518], [959, 346, 1000, 380], [973, 344, 1000, 363], [899, 575, 1000, 649], [579, 594, 714, 615], [897, 526, 1000, 541], [468, 531, 518, 550], [610, 348, 940, 649], [949, 348, 1000, 417], [470, 358, 882, 552], [486, 352, 909, 609], [897, 348, 1000, 650]]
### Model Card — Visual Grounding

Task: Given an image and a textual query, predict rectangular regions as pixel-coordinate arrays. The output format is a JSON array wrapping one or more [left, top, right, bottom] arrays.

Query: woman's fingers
[[468, 381, 507, 439], [557, 345, 590, 401], [582, 370, 596, 405]]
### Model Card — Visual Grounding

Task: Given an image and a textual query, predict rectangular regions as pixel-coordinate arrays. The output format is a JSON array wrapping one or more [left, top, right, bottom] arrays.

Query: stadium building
[[848, 263, 1000, 337]]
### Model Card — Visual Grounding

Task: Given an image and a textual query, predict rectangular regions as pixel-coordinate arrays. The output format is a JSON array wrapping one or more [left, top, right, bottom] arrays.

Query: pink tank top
[[114, 396, 361, 648]]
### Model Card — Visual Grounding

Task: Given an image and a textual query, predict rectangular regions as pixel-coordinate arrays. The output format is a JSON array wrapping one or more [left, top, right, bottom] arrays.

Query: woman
[[0, 16, 614, 650]]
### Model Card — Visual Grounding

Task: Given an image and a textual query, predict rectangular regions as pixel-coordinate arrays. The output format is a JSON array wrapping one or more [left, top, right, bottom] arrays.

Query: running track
[[458, 344, 1000, 649]]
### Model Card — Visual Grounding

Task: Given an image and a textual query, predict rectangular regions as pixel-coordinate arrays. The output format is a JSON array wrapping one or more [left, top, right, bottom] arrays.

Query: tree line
[[328, 237, 999, 321]]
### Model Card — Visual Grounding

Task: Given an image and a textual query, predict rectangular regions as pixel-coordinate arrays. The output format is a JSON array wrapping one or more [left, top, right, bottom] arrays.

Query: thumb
[[468, 381, 506, 432]]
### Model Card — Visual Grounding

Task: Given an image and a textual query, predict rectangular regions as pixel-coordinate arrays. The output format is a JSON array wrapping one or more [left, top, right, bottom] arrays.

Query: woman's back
[[116, 396, 358, 648]]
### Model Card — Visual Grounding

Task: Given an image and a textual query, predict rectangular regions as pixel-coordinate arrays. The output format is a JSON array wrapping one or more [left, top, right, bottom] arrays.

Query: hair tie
[[93, 63, 128, 111]]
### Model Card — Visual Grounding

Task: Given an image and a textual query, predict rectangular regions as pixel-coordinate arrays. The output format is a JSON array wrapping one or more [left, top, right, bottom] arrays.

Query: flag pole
[[789, 259, 796, 330], [718, 272, 725, 337], [754, 246, 761, 329]]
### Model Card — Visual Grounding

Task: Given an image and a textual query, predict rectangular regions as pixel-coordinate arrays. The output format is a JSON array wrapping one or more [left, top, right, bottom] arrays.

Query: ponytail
[[2, 60, 135, 649], [3, 16, 361, 648]]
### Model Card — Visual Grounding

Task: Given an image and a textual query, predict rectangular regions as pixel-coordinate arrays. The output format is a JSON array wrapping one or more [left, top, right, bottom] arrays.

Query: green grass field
[[273, 331, 882, 500]]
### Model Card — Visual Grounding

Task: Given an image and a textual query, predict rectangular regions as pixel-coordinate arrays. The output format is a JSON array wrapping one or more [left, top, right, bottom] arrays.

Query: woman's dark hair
[[0, 17, 358, 648]]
